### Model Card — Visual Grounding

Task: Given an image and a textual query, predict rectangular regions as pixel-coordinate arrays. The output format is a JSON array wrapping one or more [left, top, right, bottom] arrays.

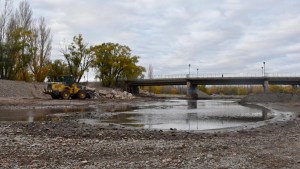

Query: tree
[[29, 17, 52, 82], [0, 0, 34, 81], [14, 0, 33, 81], [11, 27, 33, 81], [0, 0, 52, 82], [91, 42, 145, 87], [0, 0, 13, 79], [62, 34, 93, 83], [47, 59, 69, 81], [4, 16, 32, 81]]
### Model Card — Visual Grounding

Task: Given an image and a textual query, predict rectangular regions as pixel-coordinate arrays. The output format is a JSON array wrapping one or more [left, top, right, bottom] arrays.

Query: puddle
[[0, 107, 95, 122], [101, 100, 275, 131]]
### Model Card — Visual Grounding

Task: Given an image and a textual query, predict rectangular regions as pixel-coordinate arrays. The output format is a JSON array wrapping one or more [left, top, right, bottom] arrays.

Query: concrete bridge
[[126, 74, 300, 99]]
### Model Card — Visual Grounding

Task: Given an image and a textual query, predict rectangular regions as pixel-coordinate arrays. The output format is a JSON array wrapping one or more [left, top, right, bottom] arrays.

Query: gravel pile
[[0, 80, 49, 98]]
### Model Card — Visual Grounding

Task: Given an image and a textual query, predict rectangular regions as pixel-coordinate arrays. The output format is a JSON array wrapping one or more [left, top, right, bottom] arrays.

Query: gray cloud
[[27, 0, 300, 76]]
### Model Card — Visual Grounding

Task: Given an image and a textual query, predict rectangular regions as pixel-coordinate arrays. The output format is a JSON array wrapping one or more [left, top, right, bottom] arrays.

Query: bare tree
[[148, 64, 153, 79], [0, 0, 13, 42], [15, 0, 32, 29], [29, 17, 52, 82], [148, 64, 154, 93]]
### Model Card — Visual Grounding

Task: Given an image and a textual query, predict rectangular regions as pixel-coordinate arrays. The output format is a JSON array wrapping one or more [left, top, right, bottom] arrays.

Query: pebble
[[80, 160, 88, 166], [207, 154, 213, 159]]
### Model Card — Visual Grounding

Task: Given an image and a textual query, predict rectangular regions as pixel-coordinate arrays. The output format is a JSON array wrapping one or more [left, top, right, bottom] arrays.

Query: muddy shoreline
[[0, 97, 300, 168]]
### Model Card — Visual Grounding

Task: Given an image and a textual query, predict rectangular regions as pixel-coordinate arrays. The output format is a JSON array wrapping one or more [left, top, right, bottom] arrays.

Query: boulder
[[106, 94, 113, 99], [98, 90, 108, 96], [98, 89, 134, 100]]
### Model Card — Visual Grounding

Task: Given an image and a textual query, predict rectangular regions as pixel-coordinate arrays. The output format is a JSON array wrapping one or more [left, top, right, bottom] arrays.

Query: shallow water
[[0, 107, 95, 122], [102, 100, 274, 131], [0, 99, 274, 131]]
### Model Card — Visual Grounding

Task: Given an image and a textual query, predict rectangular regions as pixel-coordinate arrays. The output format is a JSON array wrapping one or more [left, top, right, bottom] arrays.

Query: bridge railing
[[266, 73, 300, 77], [141, 73, 300, 79]]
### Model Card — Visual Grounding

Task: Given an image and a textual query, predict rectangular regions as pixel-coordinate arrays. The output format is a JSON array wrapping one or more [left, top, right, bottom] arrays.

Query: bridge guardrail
[[141, 73, 300, 80]]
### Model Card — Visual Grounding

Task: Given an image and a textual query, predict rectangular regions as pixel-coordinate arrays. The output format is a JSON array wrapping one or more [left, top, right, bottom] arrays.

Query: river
[[0, 99, 275, 131], [102, 99, 274, 131]]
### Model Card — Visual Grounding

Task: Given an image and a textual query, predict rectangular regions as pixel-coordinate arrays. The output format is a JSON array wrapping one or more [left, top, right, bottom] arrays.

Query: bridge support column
[[128, 86, 139, 95], [263, 80, 269, 93], [187, 82, 198, 99]]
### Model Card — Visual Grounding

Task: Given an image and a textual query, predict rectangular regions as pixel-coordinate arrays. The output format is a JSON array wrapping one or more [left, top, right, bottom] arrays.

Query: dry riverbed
[[0, 96, 299, 169]]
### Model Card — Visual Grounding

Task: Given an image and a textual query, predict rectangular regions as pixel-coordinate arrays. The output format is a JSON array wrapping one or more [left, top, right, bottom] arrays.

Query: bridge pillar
[[187, 82, 198, 99], [128, 86, 139, 95], [263, 80, 269, 93]]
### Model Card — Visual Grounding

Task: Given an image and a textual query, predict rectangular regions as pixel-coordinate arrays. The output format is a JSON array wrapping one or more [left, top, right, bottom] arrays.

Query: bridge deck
[[126, 77, 300, 86]]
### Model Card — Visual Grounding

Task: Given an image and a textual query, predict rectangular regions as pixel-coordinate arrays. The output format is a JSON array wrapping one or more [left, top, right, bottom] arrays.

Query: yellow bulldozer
[[44, 75, 95, 100]]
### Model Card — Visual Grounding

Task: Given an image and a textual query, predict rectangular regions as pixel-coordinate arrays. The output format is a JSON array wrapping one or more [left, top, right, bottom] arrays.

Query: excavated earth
[[0, 80, 300, 169]]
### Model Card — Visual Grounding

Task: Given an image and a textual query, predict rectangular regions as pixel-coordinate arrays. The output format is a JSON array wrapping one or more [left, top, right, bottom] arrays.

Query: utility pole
[[263, 62, 266, 76]]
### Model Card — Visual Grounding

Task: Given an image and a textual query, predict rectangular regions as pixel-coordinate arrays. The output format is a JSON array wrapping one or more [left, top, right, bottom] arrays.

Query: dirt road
[[0, 96, 299, 169]]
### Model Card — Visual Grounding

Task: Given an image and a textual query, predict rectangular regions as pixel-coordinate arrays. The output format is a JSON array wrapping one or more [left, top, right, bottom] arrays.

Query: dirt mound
[[0, 80, 50, 99], [240, 93, 300, 103]]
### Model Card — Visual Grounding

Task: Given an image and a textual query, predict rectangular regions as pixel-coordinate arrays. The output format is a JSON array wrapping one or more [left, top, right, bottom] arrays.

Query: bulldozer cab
[[53, 76, 75, 87]]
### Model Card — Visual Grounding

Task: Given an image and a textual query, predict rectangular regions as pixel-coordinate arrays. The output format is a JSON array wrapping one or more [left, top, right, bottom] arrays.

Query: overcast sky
[[20, 0, 300, 76]]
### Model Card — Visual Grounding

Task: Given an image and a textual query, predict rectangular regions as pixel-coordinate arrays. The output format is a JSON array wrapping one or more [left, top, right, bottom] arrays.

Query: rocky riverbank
[[0, 80, 300, 168]]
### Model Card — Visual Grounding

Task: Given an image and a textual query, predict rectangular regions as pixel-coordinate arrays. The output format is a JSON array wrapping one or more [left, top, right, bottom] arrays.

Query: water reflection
[[187, 100, 197, 109], [0, 107, 95, 122], [262, 108, 269, 120], [186, 113, 199, 129], [103, 100, 275, 131]]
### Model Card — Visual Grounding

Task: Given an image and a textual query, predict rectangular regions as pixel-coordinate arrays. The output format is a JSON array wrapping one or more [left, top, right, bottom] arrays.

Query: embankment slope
[[0, 80, 49, 98]]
